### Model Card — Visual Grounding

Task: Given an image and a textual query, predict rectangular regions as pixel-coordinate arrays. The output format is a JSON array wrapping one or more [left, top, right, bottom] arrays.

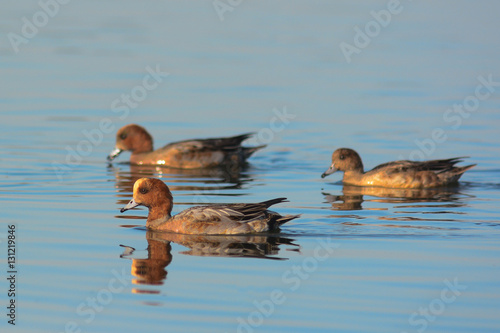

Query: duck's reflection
[[324, 184, 468, 211], [120, 237, 172, 288], [120, 230, 299, 292], [110, 162, 251, 191]]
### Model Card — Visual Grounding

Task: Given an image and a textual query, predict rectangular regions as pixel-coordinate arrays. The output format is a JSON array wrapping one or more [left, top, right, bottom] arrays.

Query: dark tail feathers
[[276, 214, 301, 227], [259, 197, 289, 208], [243, 145, 267, 159]]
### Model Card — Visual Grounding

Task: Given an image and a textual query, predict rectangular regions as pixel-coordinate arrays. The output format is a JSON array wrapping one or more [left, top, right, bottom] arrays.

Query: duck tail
[[228, 132, 255, 145], [259, 198, 299, 230], [276, 214, 301, 227], [454, 164, 476, 175], [259, 197, 288, 208], [266, 213, 300, 232], [243, 145, 267, 159], [229, 133, 266, 158], [439, 163, 476, 184], [445, 156, 469, 165]]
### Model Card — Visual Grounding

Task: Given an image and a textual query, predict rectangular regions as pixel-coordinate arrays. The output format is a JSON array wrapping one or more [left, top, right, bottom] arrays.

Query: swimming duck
[[321, 148, 475, 188], [108, 124, 265, 168], [120, 178, 299, 234]]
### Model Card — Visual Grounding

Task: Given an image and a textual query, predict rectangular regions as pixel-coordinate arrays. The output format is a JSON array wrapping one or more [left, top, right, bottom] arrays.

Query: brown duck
[[120, 178, 299, 234], [108, 124, 265, 168], [321, 148, 475, 188]]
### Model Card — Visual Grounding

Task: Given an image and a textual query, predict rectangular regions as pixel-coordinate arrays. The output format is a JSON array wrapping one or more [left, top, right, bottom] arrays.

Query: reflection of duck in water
[[109, 162, 252, 202], [323, 192, 363, 211], [120, 178, 299, 234], [107, 124, 265, 168], [148, 230, 298, 259], [120, 237, 172, 288], [323, 185, 467, 211], [120, 231, 299, 289], [321, 148, 475, 188]]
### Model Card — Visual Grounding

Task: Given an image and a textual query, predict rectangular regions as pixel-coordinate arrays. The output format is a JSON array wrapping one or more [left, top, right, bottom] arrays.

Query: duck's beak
[[120, 198, 140, 213], [321, 163, 337, 178], [107, 147, 123, 161]]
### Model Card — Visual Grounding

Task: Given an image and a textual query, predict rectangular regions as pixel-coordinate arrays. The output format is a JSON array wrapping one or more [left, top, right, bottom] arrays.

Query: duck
[[321, 148, 475, 188], [107, 124, 265, 168], [119, 178, 299, 234]]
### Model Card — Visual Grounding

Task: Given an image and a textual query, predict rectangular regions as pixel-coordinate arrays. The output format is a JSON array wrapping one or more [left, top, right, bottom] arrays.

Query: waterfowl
[[321, 148, 475, 188], [120, 178, 299, 234], [108, 124, 265, 168]]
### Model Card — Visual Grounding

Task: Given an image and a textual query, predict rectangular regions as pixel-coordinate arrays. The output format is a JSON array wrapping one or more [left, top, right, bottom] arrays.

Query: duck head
[[321, 148, 364, 178], [121, 178, 173, 221], [108, 124, 154, 161]]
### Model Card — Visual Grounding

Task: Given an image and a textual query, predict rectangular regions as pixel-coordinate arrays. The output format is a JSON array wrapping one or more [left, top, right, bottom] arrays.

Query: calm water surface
[[1, 1, 500, 332]]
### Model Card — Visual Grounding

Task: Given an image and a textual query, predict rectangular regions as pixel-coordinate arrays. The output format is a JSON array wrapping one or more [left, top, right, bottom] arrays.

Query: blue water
[[1, 1, 500, 332]]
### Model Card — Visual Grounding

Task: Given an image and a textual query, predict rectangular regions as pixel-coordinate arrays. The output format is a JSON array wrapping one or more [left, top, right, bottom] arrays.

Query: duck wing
[[174, 198, 289, 224], [161, 133, 255, 153], [370, 157, 469, 174]]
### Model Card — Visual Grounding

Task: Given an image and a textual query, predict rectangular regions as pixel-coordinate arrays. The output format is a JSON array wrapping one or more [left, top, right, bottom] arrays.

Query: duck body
[[120, 178, 298, 235], [147, 199, 296, 234], [108, 124, 265, 168], [322, 148, 475, 189]]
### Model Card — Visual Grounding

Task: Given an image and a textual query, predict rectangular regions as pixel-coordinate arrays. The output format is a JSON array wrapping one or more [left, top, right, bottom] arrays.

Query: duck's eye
[[339, 155, 345, 160], [120, 133, 127, 140], [139, 187, 149, 194]]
